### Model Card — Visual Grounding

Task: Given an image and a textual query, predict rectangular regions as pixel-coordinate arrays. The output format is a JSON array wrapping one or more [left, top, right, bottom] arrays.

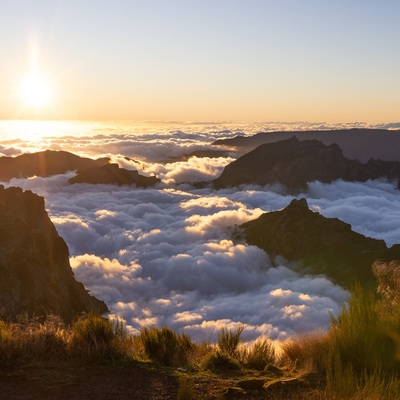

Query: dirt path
[[0, 364, 179, 400]]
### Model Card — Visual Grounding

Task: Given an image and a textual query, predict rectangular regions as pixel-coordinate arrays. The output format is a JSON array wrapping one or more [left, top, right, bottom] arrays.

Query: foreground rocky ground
[[0, 362, 326, 400], [0, 363, 179, 400]]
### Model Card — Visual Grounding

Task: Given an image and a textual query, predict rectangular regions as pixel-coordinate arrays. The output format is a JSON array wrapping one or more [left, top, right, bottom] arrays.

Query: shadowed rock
[[213, 136, 400, 191], [69, 163, 160, 187], [240, 198, 400, 286], [213, 128, 400, 162], [0, 186, 108, 322], [0, 150, 109, 181]]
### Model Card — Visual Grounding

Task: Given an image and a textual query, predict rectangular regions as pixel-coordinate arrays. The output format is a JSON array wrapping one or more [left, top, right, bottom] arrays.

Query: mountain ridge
[[213, 136, 400, 191], [213, 128, 400, 163], [240, 198, 400, 286]]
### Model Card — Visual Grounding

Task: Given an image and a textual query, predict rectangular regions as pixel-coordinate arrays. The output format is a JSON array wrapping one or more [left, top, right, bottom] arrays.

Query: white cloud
[[2, 123, 399, 342]]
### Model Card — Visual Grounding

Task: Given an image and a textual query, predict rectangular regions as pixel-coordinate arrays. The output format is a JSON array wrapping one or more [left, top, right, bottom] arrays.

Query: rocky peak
[[240, 199, 400, 286], [0, 186, 107, 322], [213, 137, 400, 191], [287, 197, 309, 210]]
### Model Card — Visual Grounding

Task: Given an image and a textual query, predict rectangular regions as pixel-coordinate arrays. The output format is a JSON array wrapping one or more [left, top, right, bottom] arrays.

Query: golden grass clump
[[139, 326, 194, 367]]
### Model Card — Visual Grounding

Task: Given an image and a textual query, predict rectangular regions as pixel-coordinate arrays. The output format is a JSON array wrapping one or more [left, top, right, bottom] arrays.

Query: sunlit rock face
[[241, 198, 400, 287], [0, 186, 107, 322], [0, 150, 110, 181], [213, 136, 400, 191], [69, 163, 160, 187]]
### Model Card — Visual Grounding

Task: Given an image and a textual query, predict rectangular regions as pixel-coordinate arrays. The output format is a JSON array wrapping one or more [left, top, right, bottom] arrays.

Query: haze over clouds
[[0, 120, 399, 161], [3, 125, 400, 342]]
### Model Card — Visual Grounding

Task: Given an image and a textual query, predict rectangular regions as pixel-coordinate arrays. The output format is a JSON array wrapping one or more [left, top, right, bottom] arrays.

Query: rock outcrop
[[213, 136, 400, 191], [0, 150, 109, 181], [68, 163, 160, 187], [213, 128, 400, 162], [0, 186, 108, 322], [240, 198, 400, 286]]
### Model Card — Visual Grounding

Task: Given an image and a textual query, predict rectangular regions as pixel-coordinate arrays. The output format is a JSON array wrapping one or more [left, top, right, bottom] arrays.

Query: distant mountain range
[[213, 128, 400, 163], [69, 163, 160, 187], [213, 136, 400, 191], [0, 150, 159, 187]]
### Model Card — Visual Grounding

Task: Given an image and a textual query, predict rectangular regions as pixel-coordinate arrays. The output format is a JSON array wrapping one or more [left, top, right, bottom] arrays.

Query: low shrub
[[202, 350, 241, 371], [327, 284, 397, 374], [326, 354, 400, 399], [68, 313, 123, 362], [240, 338, 275, 370], [217, 325, 244, 358], [281, 331, 329, 373], [140, 326, 193, 366], [0, 315, 67, 363]]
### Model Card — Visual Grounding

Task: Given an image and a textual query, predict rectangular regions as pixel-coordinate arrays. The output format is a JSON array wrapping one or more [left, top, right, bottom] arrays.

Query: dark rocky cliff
[[241, 198, 400, 287], [213, 136, 400, 191], [0, 186, 108, 322]]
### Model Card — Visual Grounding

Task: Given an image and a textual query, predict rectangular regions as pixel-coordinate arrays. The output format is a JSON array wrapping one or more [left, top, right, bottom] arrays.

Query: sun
[[19, 74, 52, 108]]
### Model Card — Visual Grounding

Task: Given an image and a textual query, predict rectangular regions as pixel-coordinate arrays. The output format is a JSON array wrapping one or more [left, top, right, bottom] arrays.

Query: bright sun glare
[[19, 75, 52, 108]]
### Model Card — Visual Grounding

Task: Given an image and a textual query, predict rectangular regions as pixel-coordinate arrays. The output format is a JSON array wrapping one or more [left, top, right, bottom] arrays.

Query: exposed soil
[[0, 363, 326, 400], [0, 363, 179, 400]]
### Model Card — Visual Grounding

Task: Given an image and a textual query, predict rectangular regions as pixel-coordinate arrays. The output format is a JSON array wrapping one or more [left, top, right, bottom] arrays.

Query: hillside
[[0, 150, 160, 187], [69, 163, 160, 186], [0, 150, 109, 181]]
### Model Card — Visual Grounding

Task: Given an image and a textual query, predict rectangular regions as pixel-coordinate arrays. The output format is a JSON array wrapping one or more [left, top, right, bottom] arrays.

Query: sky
[[0, 0, 399, 122]]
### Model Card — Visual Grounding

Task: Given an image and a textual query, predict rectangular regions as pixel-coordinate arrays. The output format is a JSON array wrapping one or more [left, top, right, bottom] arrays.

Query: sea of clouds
[[1, 120, 400, 342]]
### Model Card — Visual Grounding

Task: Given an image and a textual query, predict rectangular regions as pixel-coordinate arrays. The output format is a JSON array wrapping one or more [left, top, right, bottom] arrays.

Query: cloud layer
[[2, 121, 400, 342]]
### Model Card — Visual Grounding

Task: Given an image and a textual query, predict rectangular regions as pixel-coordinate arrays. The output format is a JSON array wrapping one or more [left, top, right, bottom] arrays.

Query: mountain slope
[[0, 150, 109, 181], [0, 186, 107, 321], [241, 198, 400, 286], [213, 128, 400, 162], [213, 136, 400, 191], [69, 163, 160, 187]]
